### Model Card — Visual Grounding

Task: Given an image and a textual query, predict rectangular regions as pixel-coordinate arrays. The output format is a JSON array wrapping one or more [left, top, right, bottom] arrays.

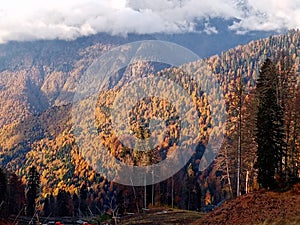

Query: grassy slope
[[118, 208, 204, 225], [191, 184, 300, 225]]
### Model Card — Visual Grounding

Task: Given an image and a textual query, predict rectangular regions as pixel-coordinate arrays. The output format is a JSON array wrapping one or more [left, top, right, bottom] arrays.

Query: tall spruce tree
[[256, 58, 285, 190], [25, 166, 40, 216]]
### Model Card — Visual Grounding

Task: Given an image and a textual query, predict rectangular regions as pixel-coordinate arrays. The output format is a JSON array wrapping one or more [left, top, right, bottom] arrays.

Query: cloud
[[0, 0, 299, 43], [229, 0, 300, 33], [203, 23, 218, 35]]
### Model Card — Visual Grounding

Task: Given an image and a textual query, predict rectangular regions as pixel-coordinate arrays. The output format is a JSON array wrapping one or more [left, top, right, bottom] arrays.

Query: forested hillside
[[0, 30, 300, 219]]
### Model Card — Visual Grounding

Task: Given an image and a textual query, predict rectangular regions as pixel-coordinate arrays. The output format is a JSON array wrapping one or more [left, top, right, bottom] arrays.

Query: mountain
[[0, 23, 275, 125], [0, 29, 300, 216], [0, 33, 152, 128], [154, 18, 277, 58]]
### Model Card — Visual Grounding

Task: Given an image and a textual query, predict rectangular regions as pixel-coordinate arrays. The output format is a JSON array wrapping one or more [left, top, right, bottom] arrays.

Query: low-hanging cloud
[[0, 0, 299, 43]]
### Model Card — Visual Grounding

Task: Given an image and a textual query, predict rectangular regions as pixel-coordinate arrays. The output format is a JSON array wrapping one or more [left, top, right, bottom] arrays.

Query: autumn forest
[[0, 30, 300, 224]]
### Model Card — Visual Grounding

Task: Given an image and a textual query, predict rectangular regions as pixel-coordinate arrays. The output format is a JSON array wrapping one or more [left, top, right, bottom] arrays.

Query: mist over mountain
[[0, 0, 298, 43]]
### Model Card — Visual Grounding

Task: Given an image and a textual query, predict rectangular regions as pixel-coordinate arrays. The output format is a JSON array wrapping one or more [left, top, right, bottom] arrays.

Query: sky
[[0, 0, 299, 43]]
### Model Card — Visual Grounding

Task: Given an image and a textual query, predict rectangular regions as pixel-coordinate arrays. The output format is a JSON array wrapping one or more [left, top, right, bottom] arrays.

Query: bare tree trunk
[[225, 147, 233, 197], [171, 176, 174, 208], [144, 174, 147, 209], [237, 131, 241, 196], [237, 73, 242, 197], [152, 171, 154, 206], [245, 170, 249, 194], [188, 191, 190, 210], [130, 177, 139, 213]]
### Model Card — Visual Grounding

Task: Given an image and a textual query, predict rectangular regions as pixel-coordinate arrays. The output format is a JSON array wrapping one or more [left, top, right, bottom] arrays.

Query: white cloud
[[203, 23, 218, 35], [230, 0, 300, 32], [0, 0, 299, 43]]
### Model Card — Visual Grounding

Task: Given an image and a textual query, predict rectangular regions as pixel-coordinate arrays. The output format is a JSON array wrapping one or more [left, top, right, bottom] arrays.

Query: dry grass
[[119, 208, 204, 225]]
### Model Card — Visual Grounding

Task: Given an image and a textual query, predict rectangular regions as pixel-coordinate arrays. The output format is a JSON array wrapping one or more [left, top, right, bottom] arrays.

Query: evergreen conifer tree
[[256, 59, 285, 189], [25, 166, 40, 216]]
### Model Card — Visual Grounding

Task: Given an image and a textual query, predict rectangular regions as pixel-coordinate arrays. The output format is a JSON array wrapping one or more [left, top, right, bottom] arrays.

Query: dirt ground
[[191, 184, 300, 225]]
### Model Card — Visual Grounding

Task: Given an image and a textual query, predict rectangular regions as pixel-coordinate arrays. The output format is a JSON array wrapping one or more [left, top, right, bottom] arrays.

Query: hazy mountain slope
[[0, 28, 275, 128], [0, 33, 155, 128], [0, 36, 124, 129]]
